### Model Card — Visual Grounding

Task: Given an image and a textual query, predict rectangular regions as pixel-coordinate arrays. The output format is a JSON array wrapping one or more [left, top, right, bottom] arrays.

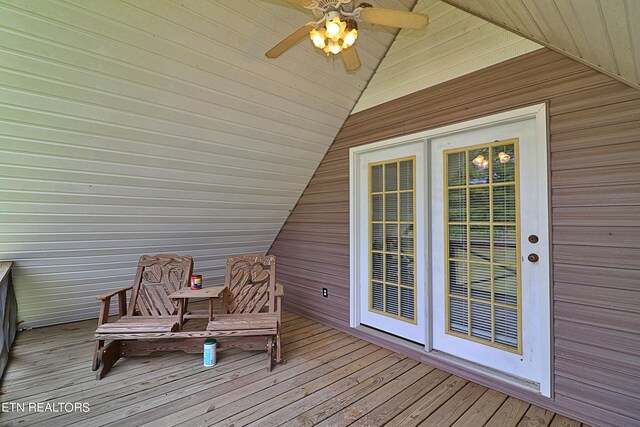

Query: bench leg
[[276, 333, 281, 363], [266, 336, 273, 372], [92, 340, 104, 371], [96, 340, 121, 380]]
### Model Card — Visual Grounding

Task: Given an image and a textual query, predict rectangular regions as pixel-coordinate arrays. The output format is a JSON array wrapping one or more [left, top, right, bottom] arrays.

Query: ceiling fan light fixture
[[325, 15, 345, 40], [312, 14, 358, 55], [310, 28, 327, 48], [327, 40, 341, 55], [342, 20, 358, 48]]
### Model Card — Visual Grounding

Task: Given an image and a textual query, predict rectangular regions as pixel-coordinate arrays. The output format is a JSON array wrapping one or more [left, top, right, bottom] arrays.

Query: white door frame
[[350, 103, 551, 396], [353, 141, 428, 343]]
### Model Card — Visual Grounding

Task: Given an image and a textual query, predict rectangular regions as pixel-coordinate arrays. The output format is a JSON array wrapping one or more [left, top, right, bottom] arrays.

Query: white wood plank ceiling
[[0, 0, 412, 327], [444, 0, 640, 91], [353, 0, 541, 112]]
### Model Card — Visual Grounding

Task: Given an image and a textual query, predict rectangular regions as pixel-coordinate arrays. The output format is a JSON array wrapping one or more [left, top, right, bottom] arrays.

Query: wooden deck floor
[[1, 310, 585, 426]]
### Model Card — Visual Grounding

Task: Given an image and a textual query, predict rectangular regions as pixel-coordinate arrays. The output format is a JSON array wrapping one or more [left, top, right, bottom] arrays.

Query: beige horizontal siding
[[0, 0, 408, 328]]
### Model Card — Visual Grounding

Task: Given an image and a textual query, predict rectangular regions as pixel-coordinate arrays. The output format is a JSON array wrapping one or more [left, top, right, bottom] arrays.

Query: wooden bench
[[206, 254, 283, 371], [92, 253, 284, 378], [92, 254, 193, 379]]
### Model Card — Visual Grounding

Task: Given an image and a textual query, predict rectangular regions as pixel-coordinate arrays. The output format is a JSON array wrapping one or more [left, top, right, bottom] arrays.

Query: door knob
[[528, 253, 539, 263]]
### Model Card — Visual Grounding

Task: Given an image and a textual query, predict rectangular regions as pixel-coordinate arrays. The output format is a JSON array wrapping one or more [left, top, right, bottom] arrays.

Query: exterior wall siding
[[0, 0, 404, 328], [269, 49, 640, 426]]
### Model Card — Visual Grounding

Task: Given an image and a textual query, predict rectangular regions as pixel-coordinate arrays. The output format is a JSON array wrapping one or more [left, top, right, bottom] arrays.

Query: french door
[[351, 105, 550, 395], [354, 140, 427, 344], [430, 114, 550, 395]]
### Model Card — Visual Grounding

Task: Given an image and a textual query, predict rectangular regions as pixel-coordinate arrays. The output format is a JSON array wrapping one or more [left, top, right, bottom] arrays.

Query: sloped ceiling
[[353, 0, 542, 112], [0, 0, 411, 327], [444, 0, 640, 91]]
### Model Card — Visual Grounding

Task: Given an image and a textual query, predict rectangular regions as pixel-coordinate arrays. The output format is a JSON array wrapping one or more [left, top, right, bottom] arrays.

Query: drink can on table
[[190, 275, 202, 290]]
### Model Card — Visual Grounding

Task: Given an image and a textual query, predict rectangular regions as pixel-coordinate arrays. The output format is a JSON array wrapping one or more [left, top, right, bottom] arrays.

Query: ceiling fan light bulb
[[343, 29, 357, 47], [326, 17, 341, 38], [329, 43, 341, 55], [310, 31, 326, 48]]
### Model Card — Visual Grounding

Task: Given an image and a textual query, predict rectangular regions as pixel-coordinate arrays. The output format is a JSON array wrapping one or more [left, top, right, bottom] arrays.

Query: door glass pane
[[470, 263, 491, 300], [386, 284, 399, 315], [469, 187, 490, 222], [495, 306, 518, 347], [369, 157, 416, 323], [492, 144, 515, 183], [470, 301, 492, 341], [372, 223, 383, 251], [371, 194, 383, 221], [493, 185, 516, 222], [385, 193, 398, 221], [493, 225, 517, 264], [444, 139, 521, 353], [400, 224, 414, 254], [449, 225, 467, 259], [494, 265, 518, 305], [385, 254, 398, 284], [449, 261, 468, 297], [469, 225, 490, 262], [371, 165, 383, 192], [400, 160, 413, 190], [372, 252, 383, 281], [469, 147, 490, 185], [385, 163, 397, 191], [399, 192, 413, 222], [449, 297, 468, 334], [448, 151, 466, 186], [400, 287, 414, 319], [385, 224, 398, 252], [400, 255, 414, 287], [448, 189, 466, 222], [372, 282, 384, 311]]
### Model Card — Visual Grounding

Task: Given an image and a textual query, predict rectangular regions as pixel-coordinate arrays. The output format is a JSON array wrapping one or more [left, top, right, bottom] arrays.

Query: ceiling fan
[[265, 0, 429, 72]]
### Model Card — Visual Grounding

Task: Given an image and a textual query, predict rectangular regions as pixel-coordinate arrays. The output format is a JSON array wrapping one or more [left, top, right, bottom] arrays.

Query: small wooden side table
[[169, 286, 226, 328]]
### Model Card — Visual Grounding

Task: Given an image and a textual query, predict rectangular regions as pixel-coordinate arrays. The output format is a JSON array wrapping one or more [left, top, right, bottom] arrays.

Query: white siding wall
[[353, 0, 542, 113], [0, 0, 408, 328]]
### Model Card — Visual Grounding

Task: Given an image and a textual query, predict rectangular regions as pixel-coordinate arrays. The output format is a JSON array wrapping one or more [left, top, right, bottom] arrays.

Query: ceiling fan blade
[[341, 46, 361, 72], [359, 8, 429, 29], [281, 0, 315, 6], [265, 24, 315, 58]]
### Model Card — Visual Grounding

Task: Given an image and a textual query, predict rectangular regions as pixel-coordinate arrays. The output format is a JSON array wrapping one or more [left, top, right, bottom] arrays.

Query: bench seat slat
[[95, 316, 179, 334]]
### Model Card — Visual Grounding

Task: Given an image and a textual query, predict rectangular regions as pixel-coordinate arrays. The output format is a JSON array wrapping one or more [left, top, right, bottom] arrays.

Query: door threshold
[[354, 324, 542, 396]]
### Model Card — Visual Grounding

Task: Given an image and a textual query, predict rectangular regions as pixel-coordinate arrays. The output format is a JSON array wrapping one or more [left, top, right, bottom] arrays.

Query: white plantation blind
[[369, 158, 416, 322], [444, 140, 521, 352]]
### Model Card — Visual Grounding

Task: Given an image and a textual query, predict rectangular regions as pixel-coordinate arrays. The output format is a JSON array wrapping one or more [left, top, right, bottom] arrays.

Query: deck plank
[[280, 356, 419, 426], [518, 405, 556, 426], [238, 352, 406, 426], [350, 368, 451, 427], [550, 414, 582, 427], [451, 389, 509, 427], [175, 344, 385, 426], [418, 382, 488, 426], [0, 309, 585, 426], [486, 396, 531, 426], [386, 376, 469, 427]]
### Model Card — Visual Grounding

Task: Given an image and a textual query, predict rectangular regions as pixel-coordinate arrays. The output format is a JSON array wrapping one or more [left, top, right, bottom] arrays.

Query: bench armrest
[[96, 286, 132, 301], [275, 283, 284, 297], [96, 286, 131, 320]]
